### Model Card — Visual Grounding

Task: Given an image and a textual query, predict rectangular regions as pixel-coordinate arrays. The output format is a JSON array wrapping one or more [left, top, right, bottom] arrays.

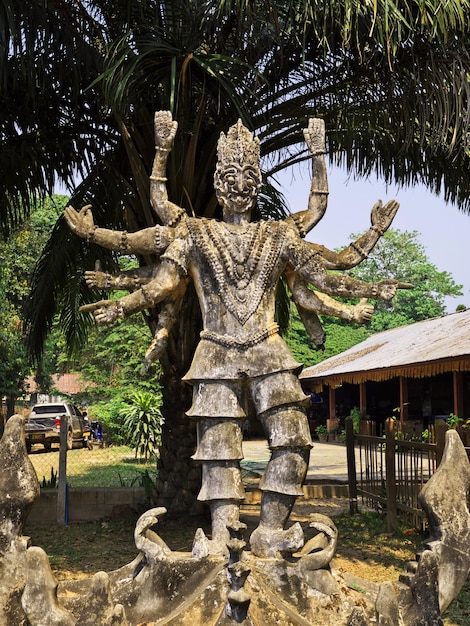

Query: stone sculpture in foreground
[[65, 112, 409, 559], [2, 415, 470, 624]]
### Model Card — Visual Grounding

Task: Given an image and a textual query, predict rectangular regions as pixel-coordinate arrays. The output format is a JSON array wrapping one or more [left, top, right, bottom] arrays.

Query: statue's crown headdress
[[216, 120, 260, 169]]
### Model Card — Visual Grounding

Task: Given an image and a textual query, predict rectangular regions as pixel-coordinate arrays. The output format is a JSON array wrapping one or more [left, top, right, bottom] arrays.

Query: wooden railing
[[346, 417, 454, 531]]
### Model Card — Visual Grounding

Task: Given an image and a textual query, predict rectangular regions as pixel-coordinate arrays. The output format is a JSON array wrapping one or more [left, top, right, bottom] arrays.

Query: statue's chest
[[189, 219, 285, 324]]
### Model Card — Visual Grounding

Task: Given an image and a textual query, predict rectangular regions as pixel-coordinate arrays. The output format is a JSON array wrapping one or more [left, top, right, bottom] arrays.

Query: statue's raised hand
[[64, 204, 95, 240], [303, 118, 326, 156], [154, 111, 178, 152], [370, 199, 400, 235], [85, 271, 110, 290]]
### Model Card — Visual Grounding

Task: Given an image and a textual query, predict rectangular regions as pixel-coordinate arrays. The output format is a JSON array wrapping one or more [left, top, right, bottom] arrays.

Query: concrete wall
[[28, 487, 148, 523], [28, 483, 349, 523]]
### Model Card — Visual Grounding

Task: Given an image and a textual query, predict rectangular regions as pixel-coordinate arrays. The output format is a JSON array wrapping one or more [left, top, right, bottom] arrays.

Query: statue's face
[[215, 163, 261, 215]]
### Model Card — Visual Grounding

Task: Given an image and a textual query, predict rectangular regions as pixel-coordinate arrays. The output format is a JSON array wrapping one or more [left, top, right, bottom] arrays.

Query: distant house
[[300, 309, 470, 433], [25, 373, 97, 404]]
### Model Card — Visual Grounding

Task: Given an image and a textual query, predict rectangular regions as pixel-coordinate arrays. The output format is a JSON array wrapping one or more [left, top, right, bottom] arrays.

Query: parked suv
[[25, 402, 88, 452]]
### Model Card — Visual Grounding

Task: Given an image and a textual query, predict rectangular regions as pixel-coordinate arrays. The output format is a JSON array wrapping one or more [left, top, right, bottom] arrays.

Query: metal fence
[[27, 438, 157, 489], [346, 417, 456, 531]]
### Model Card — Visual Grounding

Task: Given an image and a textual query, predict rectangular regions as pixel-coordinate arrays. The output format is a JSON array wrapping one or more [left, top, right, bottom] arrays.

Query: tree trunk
[[152, 285, 203, 518], [6, 395, 16, 419]]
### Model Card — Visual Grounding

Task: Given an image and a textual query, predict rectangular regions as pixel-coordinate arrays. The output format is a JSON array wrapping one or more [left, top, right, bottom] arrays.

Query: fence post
[[345, 417, 358, 514], [57, 416, 68, 525], [385, 417, 398, 533]]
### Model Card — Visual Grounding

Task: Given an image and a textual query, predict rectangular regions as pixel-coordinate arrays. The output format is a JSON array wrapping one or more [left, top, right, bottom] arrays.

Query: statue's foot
[[250, 522, 304, 558]]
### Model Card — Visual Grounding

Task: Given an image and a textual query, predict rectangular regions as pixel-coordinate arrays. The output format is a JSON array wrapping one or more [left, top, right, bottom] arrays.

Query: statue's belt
[[200, 323, 279, 348]]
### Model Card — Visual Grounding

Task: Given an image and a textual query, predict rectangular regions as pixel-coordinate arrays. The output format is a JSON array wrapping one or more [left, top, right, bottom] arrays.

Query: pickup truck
[[24, 402, 89, 453]]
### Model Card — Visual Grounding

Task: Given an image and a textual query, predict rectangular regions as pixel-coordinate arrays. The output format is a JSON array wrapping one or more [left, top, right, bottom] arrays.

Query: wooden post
[[328, 386, 336, 420], [385, 417, 398, 533], [359, 382, 367, 413], [57, 416, 68, 525], [399, 377, 408, 422], [345, 417, 358, 514], [453, 371, 464, 419]]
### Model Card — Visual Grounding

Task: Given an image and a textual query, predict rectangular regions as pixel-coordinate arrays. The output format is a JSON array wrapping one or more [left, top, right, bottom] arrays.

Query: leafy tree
[[3, 1, 470, 515], [287, 229, 463, 366], [0, 197, 65, 416]]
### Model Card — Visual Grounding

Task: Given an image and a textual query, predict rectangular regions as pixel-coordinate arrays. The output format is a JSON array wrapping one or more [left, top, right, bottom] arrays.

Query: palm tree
[[3, 0, 470, 514]]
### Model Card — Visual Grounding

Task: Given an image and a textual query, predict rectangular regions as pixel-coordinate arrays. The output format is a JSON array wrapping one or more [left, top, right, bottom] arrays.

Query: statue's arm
[[140, 276, 190, 375], [150, 111, 186, 227], [80, 260, 183, 325], [290, 118, 328, 236], [84, 264, 158, 291], [290, 237, 412, 301], [286, 270, 374, 324], [64, 204, 174, 255]]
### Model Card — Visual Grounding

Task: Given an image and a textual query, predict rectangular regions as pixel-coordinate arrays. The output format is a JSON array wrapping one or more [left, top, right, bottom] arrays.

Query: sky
[[277, 164, 470, 312]]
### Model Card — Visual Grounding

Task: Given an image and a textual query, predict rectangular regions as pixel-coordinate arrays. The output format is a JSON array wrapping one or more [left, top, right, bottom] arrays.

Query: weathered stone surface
[[22, 546, 76, 626], [65, 111, 405, 560], [399, 429, 470, 623], [375, 581, 401, 626], [0, 415, 40, 626]]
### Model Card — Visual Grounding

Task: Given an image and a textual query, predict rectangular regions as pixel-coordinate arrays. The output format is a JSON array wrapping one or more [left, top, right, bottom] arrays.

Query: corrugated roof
[[300, 309, 470, 388]]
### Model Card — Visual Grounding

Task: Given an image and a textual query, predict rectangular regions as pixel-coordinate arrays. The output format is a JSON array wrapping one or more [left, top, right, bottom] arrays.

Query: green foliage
[[119, 391, 164, 461], [285, 307, 370, 366], [350, 407, 360, 434], [447, 413, 463, 429]]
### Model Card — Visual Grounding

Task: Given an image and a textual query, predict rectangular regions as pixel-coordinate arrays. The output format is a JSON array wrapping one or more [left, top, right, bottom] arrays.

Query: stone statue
[[64, 113, 410, 558]]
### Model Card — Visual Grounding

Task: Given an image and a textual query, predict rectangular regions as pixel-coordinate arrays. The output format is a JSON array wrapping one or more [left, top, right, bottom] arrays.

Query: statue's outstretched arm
[[290, 118, 328, 236], [286, 271, 374, 324], [293, 240, 412, 301], [150, 111, 186, 227], [84, 263, 158, 291], [80, 260, 183, 325], [84, 260, 191, 373], [64, 204, 175, 255]]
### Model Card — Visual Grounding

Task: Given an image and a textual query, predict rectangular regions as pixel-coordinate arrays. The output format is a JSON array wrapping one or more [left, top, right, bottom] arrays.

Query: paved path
[[242, 438, 353, 482]]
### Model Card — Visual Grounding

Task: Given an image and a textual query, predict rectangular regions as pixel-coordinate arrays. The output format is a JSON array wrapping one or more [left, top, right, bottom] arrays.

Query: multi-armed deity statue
[[2, 112, 470, 625], [65, 113, 408, 559]]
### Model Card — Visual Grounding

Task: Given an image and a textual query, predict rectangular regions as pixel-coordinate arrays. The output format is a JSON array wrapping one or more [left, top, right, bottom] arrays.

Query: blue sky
[[277, 164, 470, 312]]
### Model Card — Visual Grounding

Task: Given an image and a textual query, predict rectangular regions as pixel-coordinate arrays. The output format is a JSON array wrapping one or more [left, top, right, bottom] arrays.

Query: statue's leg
[[188, 381, 245, 555], [248, 371, 313, 558]]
